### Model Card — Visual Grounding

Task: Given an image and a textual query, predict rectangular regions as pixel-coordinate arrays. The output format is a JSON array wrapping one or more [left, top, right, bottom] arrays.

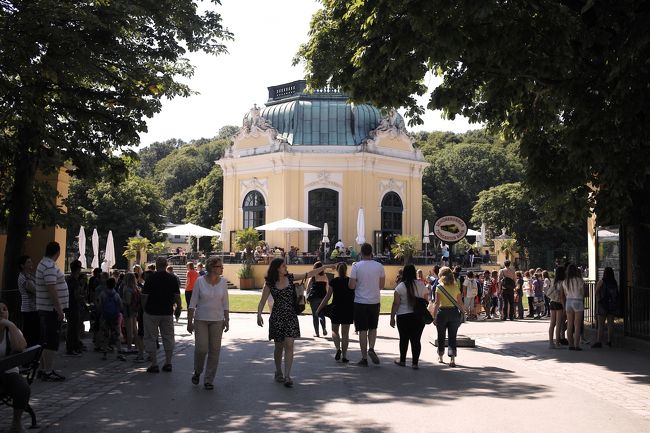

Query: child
[[98, 278, 125, 361], [482, 270, 493, 319], [491, 270, 500, 318], [532, 272, 545, 319], [462, 271, 478, 319]]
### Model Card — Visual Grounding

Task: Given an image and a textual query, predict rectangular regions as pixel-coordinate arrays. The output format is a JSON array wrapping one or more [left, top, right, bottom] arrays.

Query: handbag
[[292, 276, 306, 315], [436, 284, 466, 324], [414, 297, 434, 325]]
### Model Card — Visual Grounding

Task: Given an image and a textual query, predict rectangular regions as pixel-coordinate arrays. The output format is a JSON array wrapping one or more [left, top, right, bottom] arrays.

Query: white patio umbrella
[[423, 220, 430, 262], [160, 223, 221, 252], [355, 208, 366, 245], [91, 228, 99, 269], [466, 228, 482, 236], [480, 223, 487, 246], [105, 230, 116, 270], [255, 218, 320, 252], [322, 223, 330, 244], [78, 226, 87, 269]]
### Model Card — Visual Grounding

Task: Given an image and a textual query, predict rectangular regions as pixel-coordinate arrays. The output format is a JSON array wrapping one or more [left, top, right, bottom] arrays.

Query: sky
[[138, 0, 481, 147]]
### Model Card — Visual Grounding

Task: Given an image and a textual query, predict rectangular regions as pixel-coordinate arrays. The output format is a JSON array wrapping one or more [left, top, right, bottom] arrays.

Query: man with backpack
[[98, 278, 125, 361], [498, 260, 517, 321]]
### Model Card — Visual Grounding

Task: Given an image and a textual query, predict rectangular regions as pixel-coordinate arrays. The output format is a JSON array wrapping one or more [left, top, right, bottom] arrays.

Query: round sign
[[432, 216, 468, 244]]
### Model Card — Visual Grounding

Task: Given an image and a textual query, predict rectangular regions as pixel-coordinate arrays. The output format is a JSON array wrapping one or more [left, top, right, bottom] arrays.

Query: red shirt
[[185, 269, 199, 292]]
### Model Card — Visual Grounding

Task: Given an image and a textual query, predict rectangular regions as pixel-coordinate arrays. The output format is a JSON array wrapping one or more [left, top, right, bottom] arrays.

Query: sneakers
[[368, 349, 380, 364], [394, 359, 405, 367], [559, 338, 569, 346], [146, 365, 160, 373], [41, 370, 65, 382], [162, 363, 173, 372], [341, 357, 350, 363], [335, 350, 342, 361], [356, 358, 368, 367]]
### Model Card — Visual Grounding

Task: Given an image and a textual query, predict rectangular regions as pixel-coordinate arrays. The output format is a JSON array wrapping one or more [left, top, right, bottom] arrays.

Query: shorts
[[353, 303, 380, 332], [550, 301, 563, 311], [38, 310, 62, 351], [565, 298, 584, 312]]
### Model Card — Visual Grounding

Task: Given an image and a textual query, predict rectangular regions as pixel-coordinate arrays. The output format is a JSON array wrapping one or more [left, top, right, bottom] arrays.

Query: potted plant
[[390, 235, 418, 264], [234, 227, 261, 290]]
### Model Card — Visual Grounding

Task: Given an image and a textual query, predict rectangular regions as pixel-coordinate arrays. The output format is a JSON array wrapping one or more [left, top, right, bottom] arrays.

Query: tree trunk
[[627, 222, 650, 289], [2, 145, 39, 322]]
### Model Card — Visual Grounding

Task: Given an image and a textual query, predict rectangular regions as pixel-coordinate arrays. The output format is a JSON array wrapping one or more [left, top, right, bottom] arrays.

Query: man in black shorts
[[349, 243, 385, 366]]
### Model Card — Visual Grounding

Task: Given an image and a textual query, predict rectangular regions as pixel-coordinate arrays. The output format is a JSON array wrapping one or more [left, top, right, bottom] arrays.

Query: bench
[[0, 345, 42, 429]]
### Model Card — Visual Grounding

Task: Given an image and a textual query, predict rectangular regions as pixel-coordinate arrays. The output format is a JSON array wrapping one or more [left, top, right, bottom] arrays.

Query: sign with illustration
[[432, 216, 468, 244]]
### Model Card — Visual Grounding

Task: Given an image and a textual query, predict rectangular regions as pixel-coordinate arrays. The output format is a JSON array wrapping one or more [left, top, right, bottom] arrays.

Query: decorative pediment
[[379, 178, 405, 197], [240, 177, 269, 202], [304, 171, 343, 189], [236, 104, 278, 140]]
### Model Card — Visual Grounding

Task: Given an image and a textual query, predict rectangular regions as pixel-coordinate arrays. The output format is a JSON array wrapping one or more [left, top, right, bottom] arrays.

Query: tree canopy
[[1, 0, 232, 291], [298, 0, 650, 284]]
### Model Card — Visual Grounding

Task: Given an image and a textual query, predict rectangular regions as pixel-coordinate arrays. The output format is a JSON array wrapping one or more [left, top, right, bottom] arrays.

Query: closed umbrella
[[91, 228, 99, 269], [219, 218, 227, 258], [78, 226, 87, 269], [423, 220, 430, 263], [105, 230, 116, 270], [355, 208, 365, 245], [322, 223, 330, 263]]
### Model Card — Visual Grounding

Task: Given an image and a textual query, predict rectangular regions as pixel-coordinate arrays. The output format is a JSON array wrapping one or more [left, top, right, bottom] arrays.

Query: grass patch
[[187, 293, 395, 314]]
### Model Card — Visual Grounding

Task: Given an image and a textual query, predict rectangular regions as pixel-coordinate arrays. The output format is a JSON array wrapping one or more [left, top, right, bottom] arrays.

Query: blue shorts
[[565, 298, 584, 312]]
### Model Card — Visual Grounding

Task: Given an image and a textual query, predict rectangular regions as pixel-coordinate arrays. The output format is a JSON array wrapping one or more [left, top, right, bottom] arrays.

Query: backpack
[[601, 280, 618, 313], [501, 276, 516, 290], [101, 291, 120, 320]]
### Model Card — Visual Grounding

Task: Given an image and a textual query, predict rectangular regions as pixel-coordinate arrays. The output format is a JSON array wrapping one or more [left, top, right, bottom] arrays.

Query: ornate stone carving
[[238, 104, 277, 139], [370, 108, 407, 138], [305, 171, 343, 189], [240, 177, 268, 202], [379, 178, 405, 197]]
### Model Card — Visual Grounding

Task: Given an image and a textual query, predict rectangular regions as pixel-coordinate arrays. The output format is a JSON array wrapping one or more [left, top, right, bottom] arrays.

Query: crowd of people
[[1, 241, 619, 432]]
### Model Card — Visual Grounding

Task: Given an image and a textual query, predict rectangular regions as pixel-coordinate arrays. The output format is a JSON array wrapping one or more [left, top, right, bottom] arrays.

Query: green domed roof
[[257, 80, 403, 146]]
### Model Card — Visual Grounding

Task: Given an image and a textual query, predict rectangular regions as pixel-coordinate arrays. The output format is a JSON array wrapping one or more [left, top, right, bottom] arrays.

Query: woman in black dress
[[316, 262, 354, 363], [257, 258, 334, 387], [307, 261, 329, 337]]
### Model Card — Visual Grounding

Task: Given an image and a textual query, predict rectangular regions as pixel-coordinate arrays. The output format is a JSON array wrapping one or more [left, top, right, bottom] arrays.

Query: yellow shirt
[[436, 283, 461, 308]]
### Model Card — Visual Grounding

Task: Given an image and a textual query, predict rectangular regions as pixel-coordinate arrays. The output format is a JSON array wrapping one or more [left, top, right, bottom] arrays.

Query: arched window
[[380, 192, 403, 252], [308, 188, 338, 254], [243, 191, 265, 230]]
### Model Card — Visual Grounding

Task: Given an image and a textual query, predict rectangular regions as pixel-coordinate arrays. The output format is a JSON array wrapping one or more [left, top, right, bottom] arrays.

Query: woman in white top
[[187, 256, 230, 390], [389, 264, 429, 369], [562, 264, 585, 350], [1, 300, 29, 433], [462, 271, 478, 318]]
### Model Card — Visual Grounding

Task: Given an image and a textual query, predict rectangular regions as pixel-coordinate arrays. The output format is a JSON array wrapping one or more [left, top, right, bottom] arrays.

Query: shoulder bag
[[436, 284, 466, 324], [414, 297, 434, 325], [290, 274, 306, 315]]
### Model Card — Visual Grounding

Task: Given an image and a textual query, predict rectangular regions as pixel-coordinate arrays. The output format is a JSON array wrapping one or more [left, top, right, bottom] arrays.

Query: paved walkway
[[3, 314, 649, 433]]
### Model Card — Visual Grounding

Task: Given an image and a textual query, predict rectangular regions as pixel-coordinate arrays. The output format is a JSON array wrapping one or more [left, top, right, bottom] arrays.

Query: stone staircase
[[171, 264, 238, 291]]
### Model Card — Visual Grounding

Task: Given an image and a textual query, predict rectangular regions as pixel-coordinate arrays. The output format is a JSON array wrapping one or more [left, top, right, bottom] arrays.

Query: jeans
[[65, 306, 81, 353], [193, 320, 224, 383], [502, 290, 515, 319], [527, 296, 535, 316], [396, 312, 425, 365], [308, 298, 326, 335], [436, 308, 461, 357]]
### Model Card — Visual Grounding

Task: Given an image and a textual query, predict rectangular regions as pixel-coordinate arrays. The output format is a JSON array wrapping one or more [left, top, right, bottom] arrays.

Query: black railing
[[584, 280, 597, 328], [625, 285, 650, 341]]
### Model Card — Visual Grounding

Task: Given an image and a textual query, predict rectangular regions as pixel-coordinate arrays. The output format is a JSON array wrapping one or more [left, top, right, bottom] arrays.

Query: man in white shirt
[[35, 241, 69, 381], [335, 239, 345, 250], [349, 243, 385, 366]]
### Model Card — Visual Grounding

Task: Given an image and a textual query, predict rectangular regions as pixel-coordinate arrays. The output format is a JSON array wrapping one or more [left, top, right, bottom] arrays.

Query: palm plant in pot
[[234, 227, 261, 289], [391, 235, 418, 264]]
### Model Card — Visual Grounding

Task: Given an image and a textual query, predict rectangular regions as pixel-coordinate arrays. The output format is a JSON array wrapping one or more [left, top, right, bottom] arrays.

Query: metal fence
[[584, 280, 597, 328], [625, 285, 650, 341]]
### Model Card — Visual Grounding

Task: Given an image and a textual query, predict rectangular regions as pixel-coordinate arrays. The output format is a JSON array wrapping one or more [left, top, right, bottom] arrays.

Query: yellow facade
[[217, 82, 428, 255]]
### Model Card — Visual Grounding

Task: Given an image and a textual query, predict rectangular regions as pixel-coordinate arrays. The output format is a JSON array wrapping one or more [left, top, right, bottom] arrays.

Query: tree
[[1, 1, 233, 294], [390, 235, 418, 264], [217, 125, 240, 140], [298, 1, 650, 286], [423, 143, 522, 222], [137, 139, 185, 178], [185, 165, 224, 231], [66, 165, 166, 269]]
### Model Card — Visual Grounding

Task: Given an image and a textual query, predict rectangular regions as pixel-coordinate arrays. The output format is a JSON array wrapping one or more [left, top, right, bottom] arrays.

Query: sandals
[[192, 372, 200, 385], [204, 382, 214, 390], [274, 371, 284, 383]]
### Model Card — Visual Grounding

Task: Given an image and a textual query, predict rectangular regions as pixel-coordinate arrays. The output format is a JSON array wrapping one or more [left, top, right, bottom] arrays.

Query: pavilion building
[[217, 80, 428, 256]]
